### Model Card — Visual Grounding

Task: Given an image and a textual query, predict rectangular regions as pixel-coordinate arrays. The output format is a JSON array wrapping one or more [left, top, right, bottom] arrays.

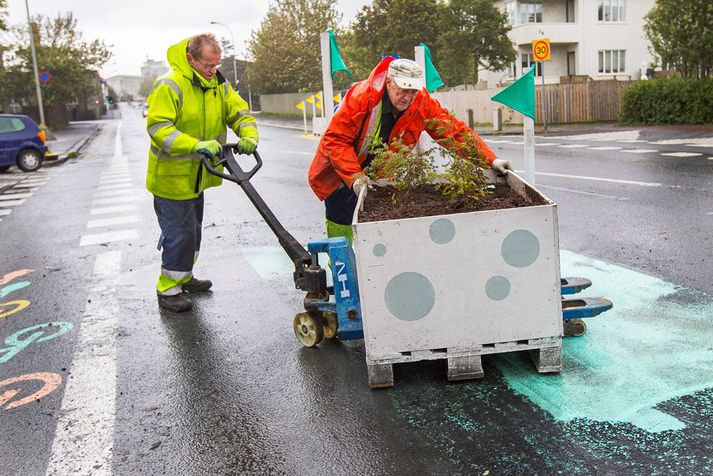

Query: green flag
[[491, 65, 535, 119], [419, 43, 444, 93], [328, 28, 351, 78]]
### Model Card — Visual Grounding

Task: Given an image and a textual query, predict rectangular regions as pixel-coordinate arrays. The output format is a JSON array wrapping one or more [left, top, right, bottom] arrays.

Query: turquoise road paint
[[499, 250, 713, 433], [0, 281, 31, 300]]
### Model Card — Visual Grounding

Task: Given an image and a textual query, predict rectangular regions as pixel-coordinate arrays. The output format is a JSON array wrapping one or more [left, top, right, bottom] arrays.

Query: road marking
[[621, 149, 659, 154], [87, 215, 139, 228], [90, 204, 138, 215], [100, 174, 132, 181], [558, 144, 588, 148], [99, 178, 133, 186], [95, 188, 136, 198], [0, 373, 62, 411], [539, 184, 623, 200], [618, 139, 649, 143], [0, 209, 11, 216], [96, 183, 135, 191], [587, 146, 622, 151], [0, 199, 25, 207], [46, 250, 120, 474], [80, 228, 138, 246], [707, 212, 713, 215], [0, 193, 33, 200], [18, 180, 46, 186], [661, 152, 703, 158], [530, 171, 662, 187], [92, 195, 140, 206], [535, 143, 561, 147], [500, 249, 713, 433]]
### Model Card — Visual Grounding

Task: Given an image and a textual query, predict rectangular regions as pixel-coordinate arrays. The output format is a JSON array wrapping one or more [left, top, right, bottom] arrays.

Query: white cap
[[388, 59, 423, 90]]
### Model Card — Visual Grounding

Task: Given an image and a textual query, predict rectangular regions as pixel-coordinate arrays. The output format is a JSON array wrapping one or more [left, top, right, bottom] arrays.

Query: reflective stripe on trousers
[[153, 194, 204, 295]]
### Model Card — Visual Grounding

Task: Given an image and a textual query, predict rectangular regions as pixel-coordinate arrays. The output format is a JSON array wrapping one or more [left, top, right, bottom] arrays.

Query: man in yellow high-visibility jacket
[[146, 33, 258, 312]]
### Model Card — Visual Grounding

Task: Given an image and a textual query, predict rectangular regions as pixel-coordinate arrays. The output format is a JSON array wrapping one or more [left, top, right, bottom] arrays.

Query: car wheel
[[16, 148, 42, 172], [0, 165, 10, 173]]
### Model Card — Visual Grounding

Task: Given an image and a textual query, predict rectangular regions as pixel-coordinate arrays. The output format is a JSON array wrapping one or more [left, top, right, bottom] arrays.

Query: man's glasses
[[195, 58, 222, 71]]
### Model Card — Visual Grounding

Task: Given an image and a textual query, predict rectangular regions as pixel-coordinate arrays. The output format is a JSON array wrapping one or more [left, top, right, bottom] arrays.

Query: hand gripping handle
[[199, 144, 263, 184]]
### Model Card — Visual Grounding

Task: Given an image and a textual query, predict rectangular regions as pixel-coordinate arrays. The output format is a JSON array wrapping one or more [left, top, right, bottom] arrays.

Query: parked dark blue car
[[0, 114, 48, 172]]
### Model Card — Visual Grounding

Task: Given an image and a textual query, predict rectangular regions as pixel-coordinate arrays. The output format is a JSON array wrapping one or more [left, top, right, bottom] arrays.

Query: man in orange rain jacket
[[308, 57, 512, 242]]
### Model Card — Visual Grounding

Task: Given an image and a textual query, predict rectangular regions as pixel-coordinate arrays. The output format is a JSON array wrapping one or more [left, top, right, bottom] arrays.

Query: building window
[[598, 0, 625, 22], [567, 52, 576, 76], [505, 1, 515, 25], [598, 50, 626, 74], [566, 0, 575, 22], [521, 54, 542, 76], [520, 2, 543, 24]]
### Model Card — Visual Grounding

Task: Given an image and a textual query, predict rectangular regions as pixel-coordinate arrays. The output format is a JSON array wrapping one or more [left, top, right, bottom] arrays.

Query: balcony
[[509, 22, 583, 46]]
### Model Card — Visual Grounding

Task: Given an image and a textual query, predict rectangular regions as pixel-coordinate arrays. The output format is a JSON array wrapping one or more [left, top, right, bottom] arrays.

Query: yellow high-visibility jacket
[[145, 38, 258, 200]]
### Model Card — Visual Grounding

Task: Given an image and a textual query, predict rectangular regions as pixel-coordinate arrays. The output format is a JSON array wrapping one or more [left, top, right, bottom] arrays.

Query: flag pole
[[320, 31, 335, 122], [524, 116, 535, 185]]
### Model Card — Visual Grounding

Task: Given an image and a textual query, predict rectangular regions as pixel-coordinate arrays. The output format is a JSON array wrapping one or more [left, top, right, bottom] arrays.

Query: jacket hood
[[166, 38, 224, 88], [167, 38, 193, 78]]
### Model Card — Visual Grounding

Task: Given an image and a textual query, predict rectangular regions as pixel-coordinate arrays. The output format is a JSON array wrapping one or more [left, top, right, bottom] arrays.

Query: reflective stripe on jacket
[[146, 38, 258, 200], [308, 56, 497, 201]]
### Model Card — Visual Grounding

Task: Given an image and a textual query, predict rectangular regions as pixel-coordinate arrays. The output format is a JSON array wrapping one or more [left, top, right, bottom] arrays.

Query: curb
[[43, 124, 103, 168]]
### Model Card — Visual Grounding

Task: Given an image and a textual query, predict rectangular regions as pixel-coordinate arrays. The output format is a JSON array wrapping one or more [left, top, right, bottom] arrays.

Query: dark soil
[[359, 183, 548, 222]]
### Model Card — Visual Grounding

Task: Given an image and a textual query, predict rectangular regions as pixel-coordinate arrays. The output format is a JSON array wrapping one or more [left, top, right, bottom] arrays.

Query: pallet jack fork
[[201, 146, 612, 347]]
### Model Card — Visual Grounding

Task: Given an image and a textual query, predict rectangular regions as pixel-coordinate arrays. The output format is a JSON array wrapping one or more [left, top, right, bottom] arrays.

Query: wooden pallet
[[366, 336, 562, 389]]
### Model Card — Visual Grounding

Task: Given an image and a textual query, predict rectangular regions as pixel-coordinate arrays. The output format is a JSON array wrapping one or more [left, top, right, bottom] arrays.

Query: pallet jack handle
[[200, 145, 326, 295]]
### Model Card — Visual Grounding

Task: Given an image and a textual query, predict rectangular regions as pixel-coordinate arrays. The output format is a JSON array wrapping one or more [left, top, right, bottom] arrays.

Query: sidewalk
[[43, 121, 103, 167]]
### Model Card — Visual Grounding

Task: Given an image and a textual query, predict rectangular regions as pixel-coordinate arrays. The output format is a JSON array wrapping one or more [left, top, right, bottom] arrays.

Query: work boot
[[182, 277, 213, 294], [157, 293, 192, 313]]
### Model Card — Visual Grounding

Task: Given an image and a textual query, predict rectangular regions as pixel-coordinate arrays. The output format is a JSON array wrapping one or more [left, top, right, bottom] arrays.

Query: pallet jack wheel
[[564, 319, 587, 337], [322, 312, 338, 339], [293, 312, 324, 347]]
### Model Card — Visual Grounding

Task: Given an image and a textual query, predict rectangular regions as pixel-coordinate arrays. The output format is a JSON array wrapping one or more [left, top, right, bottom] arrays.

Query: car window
[[0, 118, 27, 133]]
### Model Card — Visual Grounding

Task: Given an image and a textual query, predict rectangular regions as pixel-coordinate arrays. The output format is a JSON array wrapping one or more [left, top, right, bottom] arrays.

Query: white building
[[105, 75, 143, 99], [141, 59, 169, 79], [484, 0, 656, 87]]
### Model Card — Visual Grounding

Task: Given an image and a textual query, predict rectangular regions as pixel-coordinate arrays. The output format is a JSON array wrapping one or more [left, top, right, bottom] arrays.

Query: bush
[[621, 78, 713, 125]]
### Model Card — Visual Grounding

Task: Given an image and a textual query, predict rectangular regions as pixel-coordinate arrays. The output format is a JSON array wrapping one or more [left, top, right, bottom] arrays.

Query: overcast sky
[[5, 0, 370, 78]]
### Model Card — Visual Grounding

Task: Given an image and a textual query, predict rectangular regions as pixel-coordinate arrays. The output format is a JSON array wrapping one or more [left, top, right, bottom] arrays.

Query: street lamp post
[[210, 21, 252, 111], [24, 0, 45, 130], [209, 21, 238, 93]]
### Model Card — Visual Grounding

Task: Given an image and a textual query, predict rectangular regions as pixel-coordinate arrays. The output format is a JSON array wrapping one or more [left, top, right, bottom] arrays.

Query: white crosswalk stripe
[[661, 152, 702, 158]]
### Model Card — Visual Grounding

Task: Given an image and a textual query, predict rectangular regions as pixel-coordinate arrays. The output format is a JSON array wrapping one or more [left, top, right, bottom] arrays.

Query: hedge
[[620, 78, 713, 125]]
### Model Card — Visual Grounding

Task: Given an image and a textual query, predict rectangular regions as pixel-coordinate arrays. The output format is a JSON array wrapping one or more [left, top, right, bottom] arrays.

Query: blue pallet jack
[[202, 147, 613, 347]]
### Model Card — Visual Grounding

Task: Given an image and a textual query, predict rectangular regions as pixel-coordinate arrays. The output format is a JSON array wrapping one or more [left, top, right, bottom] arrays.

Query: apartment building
[[484, 0, 656, 87]]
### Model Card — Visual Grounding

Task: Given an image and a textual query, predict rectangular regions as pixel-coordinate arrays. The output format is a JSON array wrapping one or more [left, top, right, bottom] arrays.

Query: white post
[[311, 99, 316, 119], [413, 45, 429, 153], [524, 116, 536, 185], [301, 102, 307, 136], [540, 62, 547, 130], [414, 45, 426, 82], [320, 31, 335, 121], [25, 0, 45, 129]]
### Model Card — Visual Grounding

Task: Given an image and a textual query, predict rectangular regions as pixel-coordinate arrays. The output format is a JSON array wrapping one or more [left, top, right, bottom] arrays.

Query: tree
[[436, 0, 516, 86], [249, 0, 342, 93], [348, 0, 445, 77], [0, 0, 7, 31], [644, 0, 713, 78], [1, 12, 111, 110]]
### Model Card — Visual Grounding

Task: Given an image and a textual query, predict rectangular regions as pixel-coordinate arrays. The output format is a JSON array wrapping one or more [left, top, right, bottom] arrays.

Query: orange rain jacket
[[308, 56, 498, 201]]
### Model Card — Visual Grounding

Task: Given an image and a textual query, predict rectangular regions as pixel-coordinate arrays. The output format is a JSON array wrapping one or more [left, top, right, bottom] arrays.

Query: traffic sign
[[38, 71, 52, 85], [532, 38, 551, 62]]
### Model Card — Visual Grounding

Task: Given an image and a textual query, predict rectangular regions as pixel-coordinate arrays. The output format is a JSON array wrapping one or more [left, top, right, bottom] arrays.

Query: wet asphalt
[[1, 104, 712, 474]]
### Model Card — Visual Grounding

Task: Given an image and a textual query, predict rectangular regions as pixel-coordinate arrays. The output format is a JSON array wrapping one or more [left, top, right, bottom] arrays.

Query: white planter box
[[353, 172, 563, 388]]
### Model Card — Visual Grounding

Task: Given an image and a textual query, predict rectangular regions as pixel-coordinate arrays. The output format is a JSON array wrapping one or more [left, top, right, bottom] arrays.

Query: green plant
[[364, 117, 492, 204], [364, 136, 438, 192]]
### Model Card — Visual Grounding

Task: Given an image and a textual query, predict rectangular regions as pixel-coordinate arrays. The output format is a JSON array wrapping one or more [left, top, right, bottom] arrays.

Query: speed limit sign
[[532, 38, 551, 62]]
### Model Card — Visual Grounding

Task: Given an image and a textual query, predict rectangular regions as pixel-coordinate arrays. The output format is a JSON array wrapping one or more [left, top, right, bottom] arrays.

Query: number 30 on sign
[[532, 38, 551, 62]]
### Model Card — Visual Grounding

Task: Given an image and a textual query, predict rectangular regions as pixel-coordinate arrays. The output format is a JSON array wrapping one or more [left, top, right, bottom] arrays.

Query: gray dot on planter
[[384, 272, 435, 321], [372, 243, 387, 257], [502, 229, 540, 268], [485, 276, 511, 301], [429, 218, 455, 244]]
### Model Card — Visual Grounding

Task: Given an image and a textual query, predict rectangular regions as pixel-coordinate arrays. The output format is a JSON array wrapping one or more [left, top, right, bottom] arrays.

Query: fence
[[260, 79, 635, 125]]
